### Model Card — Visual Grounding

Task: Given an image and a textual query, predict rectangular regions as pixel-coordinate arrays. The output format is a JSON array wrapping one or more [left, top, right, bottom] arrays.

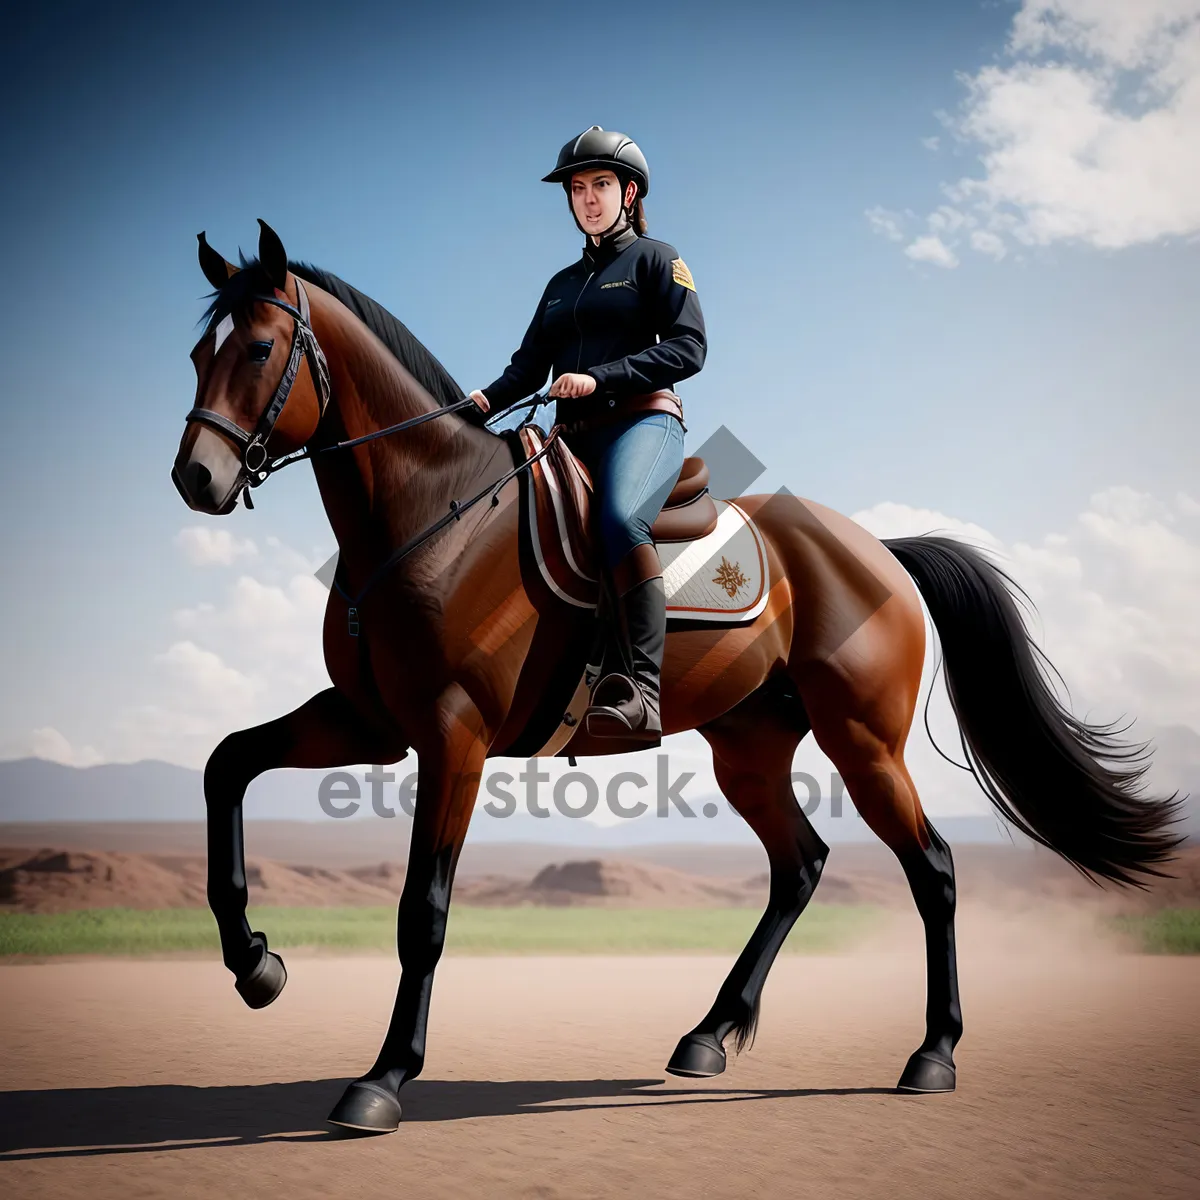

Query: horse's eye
[[248, 340, 274, 364]]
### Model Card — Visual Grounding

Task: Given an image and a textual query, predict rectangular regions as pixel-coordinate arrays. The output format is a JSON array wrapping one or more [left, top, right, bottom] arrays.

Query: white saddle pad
[[662, 498, 770, 623]]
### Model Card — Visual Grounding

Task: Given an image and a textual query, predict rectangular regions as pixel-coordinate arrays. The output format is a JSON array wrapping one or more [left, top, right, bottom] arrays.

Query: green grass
[[1108, 908, 1200, 954], [0, 904, 881, 958]]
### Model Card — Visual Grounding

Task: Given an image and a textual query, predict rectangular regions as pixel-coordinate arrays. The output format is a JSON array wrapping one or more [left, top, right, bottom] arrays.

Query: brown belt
[[558, 388, 686, 436]]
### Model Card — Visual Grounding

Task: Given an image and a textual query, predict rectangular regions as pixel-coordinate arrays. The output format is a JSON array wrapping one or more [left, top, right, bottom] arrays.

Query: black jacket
[[481, 227, 706, 421]]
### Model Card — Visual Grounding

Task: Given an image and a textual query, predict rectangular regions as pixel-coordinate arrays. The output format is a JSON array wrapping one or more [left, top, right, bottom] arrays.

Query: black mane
[[199, 255, 465, 409]]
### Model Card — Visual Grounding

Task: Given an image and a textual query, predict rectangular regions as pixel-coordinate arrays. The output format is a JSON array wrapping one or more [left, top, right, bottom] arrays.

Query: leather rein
[[186, 280, 559, 623]]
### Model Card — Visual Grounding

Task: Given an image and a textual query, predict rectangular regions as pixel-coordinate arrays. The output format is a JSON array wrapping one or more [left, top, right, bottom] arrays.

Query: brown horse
[[172, 220, 1182, 1134]]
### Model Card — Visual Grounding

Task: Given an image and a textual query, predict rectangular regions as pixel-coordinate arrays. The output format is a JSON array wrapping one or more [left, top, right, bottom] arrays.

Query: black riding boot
[[584, 565, 666, 742]]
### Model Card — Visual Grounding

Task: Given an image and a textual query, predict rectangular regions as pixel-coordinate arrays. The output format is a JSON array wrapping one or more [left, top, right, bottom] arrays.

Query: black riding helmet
[[543, 126, 650, 237]]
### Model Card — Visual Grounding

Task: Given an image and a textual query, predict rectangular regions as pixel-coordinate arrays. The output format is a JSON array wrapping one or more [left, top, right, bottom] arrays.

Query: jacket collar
[[582, 224, 639, 270]]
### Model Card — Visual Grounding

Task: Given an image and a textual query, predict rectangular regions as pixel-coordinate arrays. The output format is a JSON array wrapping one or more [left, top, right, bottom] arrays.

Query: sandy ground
[[1, 910, 1197, 1199]]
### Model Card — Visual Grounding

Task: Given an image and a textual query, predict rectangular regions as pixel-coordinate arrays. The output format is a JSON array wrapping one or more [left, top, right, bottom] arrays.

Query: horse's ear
[[257, 218, 288, 290], [197, 231, 236, 290]]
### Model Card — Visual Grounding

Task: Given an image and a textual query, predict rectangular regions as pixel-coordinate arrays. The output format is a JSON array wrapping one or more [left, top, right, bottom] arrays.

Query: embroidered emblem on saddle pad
[[713, 555, 749, 598]]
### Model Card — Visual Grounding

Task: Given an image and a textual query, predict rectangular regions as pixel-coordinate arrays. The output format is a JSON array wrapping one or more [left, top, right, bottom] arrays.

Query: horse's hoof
[[234, 934, 287, 1010], [896, 1050, 956, 1094], [665, 1033, 727, 1078], [327, 1081, 403, 1133]]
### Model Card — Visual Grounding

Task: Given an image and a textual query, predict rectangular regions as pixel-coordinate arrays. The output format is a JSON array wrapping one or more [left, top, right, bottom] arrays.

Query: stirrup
[[584, 671, 661, 739]]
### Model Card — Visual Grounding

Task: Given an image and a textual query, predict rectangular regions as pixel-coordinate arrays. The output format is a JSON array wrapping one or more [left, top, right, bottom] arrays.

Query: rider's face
[[570, 170, 634, 236]]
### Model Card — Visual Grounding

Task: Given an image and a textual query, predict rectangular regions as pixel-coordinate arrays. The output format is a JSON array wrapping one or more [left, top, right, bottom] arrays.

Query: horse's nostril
[[187, 461, 213, 492]]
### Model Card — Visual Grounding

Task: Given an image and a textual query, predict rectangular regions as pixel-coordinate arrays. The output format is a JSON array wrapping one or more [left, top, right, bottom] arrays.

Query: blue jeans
[[568, 412, 686, 569]]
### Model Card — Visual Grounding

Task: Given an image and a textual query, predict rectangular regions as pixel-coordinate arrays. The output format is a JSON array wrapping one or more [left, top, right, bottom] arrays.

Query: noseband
[[184, 279, 332, 504]]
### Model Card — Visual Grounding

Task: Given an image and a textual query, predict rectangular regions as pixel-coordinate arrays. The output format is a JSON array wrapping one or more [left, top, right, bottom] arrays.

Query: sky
[[1, 0, 1198, 829]]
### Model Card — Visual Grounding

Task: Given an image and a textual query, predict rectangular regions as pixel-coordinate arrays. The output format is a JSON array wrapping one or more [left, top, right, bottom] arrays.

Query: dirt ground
[[1, 909, 1197, 1199]]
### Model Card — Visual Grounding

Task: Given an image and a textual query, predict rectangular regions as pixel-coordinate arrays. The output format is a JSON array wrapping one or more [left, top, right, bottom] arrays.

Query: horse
[[171, 220, 1182, 1134]]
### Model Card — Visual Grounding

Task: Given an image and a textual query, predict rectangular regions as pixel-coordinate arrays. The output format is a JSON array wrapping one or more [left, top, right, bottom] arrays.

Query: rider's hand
[[468, 389, 490, 413], [549, 373, 597, 399]]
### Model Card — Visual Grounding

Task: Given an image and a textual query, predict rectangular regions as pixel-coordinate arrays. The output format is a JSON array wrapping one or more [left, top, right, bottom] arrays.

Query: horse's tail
[[883, 534, 1186, 887]]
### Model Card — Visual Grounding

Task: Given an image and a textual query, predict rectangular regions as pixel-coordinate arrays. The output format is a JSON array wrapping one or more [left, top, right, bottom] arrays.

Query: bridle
[[184, 277, 559, 623], [184, 279, 332, 508]]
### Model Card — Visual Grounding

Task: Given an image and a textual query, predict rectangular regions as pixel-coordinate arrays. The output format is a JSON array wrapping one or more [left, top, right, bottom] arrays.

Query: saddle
[[505, 423, 772, 760], [517, 424, 719, 580]]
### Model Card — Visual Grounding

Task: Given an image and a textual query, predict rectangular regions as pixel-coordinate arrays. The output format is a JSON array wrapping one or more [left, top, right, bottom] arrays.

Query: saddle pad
[[661, 498, 770, 622], [518, 427, 769, 624]]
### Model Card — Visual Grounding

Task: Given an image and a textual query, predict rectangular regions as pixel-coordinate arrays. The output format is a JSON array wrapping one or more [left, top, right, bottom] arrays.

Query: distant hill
[[1, 738, 1193, 846], [0, 758, 343, 824], [0, 757, 1015, 844], [3, 844, 1195, 915], [0, 847, 775, 913]]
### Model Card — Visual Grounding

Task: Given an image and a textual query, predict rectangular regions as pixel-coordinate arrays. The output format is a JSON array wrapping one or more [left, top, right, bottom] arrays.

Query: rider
[[468, 126, 706, 741]]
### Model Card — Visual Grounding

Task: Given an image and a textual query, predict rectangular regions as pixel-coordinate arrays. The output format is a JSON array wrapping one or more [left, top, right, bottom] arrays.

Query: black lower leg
[[205, 733, 261, 977], [674, 707, 825, 1076], [327, 844, 458, 1132], [205, 691, 406, 985], [701, 853, 825, 1046], [897, 822, 962, 1090], [365, 843, 457, 1091], [669, 842, 826, 1077]]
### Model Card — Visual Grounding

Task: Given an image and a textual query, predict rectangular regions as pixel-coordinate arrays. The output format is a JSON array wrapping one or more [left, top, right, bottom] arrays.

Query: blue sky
[[2, 0, 1198, 823]]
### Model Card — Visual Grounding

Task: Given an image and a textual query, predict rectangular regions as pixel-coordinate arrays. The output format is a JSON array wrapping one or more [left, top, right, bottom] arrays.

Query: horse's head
[[172, 219, 330, 514]]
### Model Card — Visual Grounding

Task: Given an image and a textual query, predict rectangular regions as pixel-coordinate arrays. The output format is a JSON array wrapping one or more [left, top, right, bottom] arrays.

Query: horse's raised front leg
[[205, 686, 408, 1004], [328, 683, 489, 1133]]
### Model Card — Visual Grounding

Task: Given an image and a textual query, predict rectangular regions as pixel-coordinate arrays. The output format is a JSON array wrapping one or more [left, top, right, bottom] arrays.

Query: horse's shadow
[[0, 1077, 894, 1160]]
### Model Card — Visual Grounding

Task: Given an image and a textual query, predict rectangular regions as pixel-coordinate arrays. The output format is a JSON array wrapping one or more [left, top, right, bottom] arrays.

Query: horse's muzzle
[[172, 428, 244, 515]]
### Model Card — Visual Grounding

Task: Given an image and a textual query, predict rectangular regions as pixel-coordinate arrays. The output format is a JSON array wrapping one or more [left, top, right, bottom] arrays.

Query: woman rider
[[468, 126, 706, 742]]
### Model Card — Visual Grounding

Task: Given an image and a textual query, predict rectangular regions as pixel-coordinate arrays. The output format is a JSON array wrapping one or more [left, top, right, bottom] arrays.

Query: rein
[[325, 394, 558, 632], [331, 418, 561, 634], [188, 281, 558, 630]]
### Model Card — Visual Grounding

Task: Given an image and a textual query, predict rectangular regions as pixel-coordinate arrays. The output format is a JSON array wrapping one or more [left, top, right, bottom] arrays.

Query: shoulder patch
[[671, 258, 696, 291]]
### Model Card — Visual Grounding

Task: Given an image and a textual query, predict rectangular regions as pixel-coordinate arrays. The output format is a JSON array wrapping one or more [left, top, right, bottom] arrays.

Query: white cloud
[[82, 537, 332, 767], [970, 230, 1009, 259], [904, 234, 960, 268], [176, 526, 258, 566], [877, 0, 1200, 262], [10, 534, 357, 769], [849, 500, 1001, 549], [865, 205, 905, 242], [921, 135, 941, 151], [928, 205, 972, 235], [1009, 0, 1200, 68], [154, 641, 263, 713], [856, 484, 1200, 743], [23, 728, 103, 767], [264, 534, 324, 576]]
